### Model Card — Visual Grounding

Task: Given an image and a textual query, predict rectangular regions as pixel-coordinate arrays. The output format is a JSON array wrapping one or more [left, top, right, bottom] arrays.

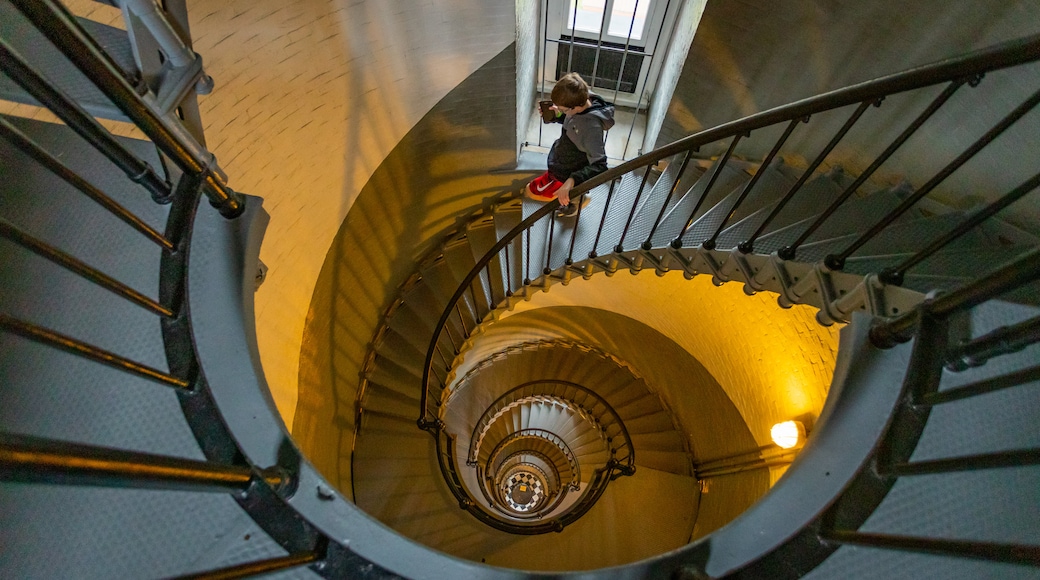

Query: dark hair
[[551, 72, 590, 108]]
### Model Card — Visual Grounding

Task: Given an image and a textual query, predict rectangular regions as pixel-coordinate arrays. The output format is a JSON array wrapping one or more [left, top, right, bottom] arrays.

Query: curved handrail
[[420, 33, 1040, 426], [467, 380, 636, 472]]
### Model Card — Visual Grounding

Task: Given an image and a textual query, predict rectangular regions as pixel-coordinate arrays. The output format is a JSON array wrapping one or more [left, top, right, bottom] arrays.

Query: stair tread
[[650, 157, 755, 248], [713, 170, 844, 250], [755, 183, 918, 256]]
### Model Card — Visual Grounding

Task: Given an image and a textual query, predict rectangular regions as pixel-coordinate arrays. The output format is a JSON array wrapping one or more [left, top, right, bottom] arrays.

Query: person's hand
[[556, 178, 575, 206]]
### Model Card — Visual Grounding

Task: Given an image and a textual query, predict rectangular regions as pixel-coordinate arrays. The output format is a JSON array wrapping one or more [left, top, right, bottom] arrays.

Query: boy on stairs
[[526, 72, 615, 217]]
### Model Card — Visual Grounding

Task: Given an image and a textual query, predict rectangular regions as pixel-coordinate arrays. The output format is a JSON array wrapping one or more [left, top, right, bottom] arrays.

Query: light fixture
[[771, 420, 806, 449]]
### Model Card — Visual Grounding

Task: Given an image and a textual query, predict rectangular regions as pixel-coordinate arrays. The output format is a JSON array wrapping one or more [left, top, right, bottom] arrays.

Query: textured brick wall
[[654, 0, 1040, 232], [183, 0, 517, 427]]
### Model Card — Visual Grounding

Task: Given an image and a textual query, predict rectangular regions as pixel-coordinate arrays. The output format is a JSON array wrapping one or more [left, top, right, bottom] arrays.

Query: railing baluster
[[434, 339, 451, 371], [779, 80, 966, 260], [673, 137, 741, 247], [566, 193, 586, 264], [703, 119, 800, 250], [0, 117, 174, 249], [0, 313, 190, 388], [591, 178, 618, 258], [642, 150, 693, 250], [740, 100, 873, 254], [524, 227, 532, 285], [944, 314, 1040, 371], [0, 219, 174, 318], [881, 171, 1040, 285], [0, 433, 282, 492], [544, 212, 556, 274], [503, 244, 513, 296], [170, 552, 321, 580], [454, 303, 469, 340], [872, 248, 1040, 347], [919, 364, 1040, 406], [0, 38, 171, 203], [9, 0, 244, 217], [616, 167, 654, 252], [443, 316, 460, 354], [826, 86, 1040, 270], [820, 530, 1040, 566], [881, 449, 1040, 477]]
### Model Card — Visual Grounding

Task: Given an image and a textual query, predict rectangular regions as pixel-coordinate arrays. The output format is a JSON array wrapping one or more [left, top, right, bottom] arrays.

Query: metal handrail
[[811, 239, 1040, 570], [420, 33, 1040, 426], [8, 0, 244, 218]]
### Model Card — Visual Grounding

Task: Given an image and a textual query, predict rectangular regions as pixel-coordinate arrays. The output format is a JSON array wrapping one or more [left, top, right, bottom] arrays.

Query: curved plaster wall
[[451, 307, 771, 540], [293, 47, 533, 486], [505, 273, 842, 466], [185, 0, 517, 427]]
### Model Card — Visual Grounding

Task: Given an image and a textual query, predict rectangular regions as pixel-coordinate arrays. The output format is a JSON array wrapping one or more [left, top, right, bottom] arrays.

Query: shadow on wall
[[293, 44, 537, 496]]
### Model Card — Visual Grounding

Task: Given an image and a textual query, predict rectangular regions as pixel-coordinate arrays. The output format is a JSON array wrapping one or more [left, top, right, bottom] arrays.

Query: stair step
[[714, 170, 844, 250], [398, 280, 466, 364], [612, 391, 667, 419], [419, 256, 477, 330], [442, 235, 495, 320], [650, 157, 754, 248], [551, 171, 647, 260], [493, 199, 525, 295], [631, 430, 687, 452], [466, 216, 507, 307], [755, 183, 919, 257], [365, 354, 421, 397], [624, 410, 679, 435], [373, 326, 425, 368], [636, 449, 693, 475], [795, 212, 991, 264], [0, 9, 137, 121], [362, 382, 420, 418]]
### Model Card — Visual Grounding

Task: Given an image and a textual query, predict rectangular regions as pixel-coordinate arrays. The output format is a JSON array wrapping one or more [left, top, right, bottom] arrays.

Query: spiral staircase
[[2, 1, 1040, 578]]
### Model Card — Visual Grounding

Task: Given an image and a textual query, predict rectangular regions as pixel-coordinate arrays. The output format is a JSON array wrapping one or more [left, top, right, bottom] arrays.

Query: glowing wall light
[[771, 420, 806, 449]]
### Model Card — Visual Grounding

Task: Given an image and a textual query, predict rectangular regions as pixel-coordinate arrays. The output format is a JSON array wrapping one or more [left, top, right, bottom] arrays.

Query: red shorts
[[527, 171, 562, 200]]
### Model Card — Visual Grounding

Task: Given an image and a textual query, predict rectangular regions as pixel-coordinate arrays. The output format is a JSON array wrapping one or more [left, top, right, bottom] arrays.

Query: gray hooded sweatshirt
[[547, 93, 616, 186]]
